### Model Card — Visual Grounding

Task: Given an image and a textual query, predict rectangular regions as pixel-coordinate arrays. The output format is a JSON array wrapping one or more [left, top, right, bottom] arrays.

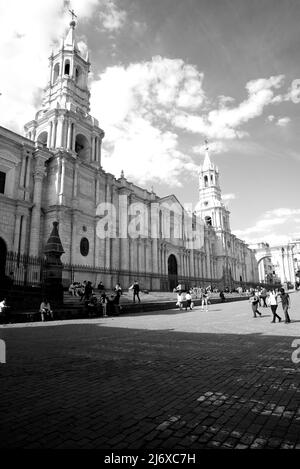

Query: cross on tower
[[69, 8, 77, 21], [204, 138, 209, 151]]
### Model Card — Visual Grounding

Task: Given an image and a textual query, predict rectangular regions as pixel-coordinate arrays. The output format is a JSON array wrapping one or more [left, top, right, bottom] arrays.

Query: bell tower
[[24, 12, 104, 165], [42, 16, 91, 115], [196, 141, 230, 233]]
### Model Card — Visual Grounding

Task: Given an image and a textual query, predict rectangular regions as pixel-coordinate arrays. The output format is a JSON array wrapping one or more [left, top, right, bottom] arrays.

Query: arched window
[[205, 216, 212, 226], [75, 66, 81, 84], [37, 131, 48, 148], [75, 134, 89, 160], [210, 175, 213, 184], [204, 175, 208, 187], [53, 63, 60, 82], [64, 60, 70, 75]]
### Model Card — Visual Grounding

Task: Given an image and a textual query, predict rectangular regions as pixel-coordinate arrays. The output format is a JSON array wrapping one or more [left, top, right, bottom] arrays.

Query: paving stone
[[1, 296, 300, 449]]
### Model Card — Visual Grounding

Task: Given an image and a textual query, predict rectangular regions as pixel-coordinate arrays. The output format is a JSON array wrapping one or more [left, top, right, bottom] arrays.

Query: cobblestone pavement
[[1, 292, 300, 449]]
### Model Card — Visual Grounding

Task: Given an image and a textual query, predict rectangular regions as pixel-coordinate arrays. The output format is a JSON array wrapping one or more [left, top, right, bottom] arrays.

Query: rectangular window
[[0, 171, 6, 194]]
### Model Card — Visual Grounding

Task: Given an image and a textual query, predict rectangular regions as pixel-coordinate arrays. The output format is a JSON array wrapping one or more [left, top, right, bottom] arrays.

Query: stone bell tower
[[24, 14, 104, 164], [196, 141, 230, 233], [23, 12, 105, 264]]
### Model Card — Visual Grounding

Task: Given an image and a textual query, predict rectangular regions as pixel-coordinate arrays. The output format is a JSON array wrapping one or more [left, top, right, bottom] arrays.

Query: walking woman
[[268, 290, 282, 323], [279, 288, 291, 323], [249, 290, 261, 318]]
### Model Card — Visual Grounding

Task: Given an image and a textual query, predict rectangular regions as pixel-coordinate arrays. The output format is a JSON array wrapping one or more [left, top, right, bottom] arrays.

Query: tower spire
[[203, 138, 213, 171]]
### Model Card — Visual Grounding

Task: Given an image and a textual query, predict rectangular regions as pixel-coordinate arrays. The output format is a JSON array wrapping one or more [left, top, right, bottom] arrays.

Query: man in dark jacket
[[132, 281, 141, 303]]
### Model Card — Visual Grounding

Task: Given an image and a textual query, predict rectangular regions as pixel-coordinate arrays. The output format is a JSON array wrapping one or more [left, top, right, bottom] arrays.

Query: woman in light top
[[268, 290, 281, 323]]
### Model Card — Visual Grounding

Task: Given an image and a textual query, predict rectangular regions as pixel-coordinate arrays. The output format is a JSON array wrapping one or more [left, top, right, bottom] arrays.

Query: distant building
[[251, 241, 297, 286], [0, 18, 259, 290]]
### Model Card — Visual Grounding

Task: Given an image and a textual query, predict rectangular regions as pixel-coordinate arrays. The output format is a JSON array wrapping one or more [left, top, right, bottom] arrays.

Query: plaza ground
[[1, 292, 300, 449]]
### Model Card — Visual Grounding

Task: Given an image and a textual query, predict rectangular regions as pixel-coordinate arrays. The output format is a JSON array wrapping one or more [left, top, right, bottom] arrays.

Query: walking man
[[132, 281, 141, 303]]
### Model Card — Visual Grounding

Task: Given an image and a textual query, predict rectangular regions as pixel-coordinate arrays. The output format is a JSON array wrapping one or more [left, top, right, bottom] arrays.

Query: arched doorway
[[0, 238, 7, 279], [168, 254, 178, 291]]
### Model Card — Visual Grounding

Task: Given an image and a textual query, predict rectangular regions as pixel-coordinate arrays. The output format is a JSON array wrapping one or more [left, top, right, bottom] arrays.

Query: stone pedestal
[[43, 221, 65, 306]]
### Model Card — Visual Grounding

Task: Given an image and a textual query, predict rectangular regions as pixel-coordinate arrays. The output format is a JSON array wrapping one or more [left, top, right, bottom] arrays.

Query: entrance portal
[[168, 254, 178, 291], [0, 238, 7, 279]]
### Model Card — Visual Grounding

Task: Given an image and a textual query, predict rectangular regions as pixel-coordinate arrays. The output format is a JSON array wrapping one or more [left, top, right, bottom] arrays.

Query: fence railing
[[3, 250, 283, 292], [5, 251, 46, 287]]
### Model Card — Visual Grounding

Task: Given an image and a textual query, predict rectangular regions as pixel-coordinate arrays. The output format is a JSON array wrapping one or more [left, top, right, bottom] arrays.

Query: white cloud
[[234, 207, 300, 246], [90, 56, 205, 185], [0, 3, 293, 189], [0, 0, 99, 133], [98, 0, 126, 31], [276, 117, 291, 127], [174, 75, 285, 140], [222, 193, 236, 201]]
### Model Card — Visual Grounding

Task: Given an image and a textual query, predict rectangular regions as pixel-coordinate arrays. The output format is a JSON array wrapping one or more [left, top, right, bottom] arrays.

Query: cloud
[[0, 0, 99, 133], [98, 0, 127, 32], [173, 75, 285, 140], [234, 207, 300, 246], [222, 193, 236, 201], [276, 117, 291, 127], [0, 3, 293, 189], [90, 56, 206, 185]]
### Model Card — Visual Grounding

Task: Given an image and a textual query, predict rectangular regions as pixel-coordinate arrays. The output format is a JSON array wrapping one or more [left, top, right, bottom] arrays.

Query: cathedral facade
[[0, 20, 259, 291]]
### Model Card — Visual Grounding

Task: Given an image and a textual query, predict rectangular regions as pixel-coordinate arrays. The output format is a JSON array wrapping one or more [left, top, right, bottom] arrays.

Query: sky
[[0, 0, 300, 247]]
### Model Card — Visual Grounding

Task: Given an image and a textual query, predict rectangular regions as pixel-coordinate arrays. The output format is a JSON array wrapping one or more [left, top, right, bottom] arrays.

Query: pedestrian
[[260, 287, 268, 307], [267, 289, 281, 323], [131, 281, 141, 303], [100, 291, 108, 317], [97, 281, 105, 292], [279, 288, 291, 323], [111, 289, 122, 315], [185, 291, 193, 310], [82, 281, 93, 302], [249, 290, 261, 318], [0, 298, 10, 323], [176, 292, 184, 310], [219, 290, 225, 303], [201, 288, 209, 312]]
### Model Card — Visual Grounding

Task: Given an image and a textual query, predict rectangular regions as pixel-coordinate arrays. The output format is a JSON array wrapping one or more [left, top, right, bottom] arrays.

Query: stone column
[[51, 119, 57, 148], [47, 121, 53, 148], [29, 166, 45, 256], [67, 121, 72, 151], [72, 123, 76, 152], [91, 136, 95, 162], [119, 191, 129, 270], [98, 138, 101, 165], [13, 214, 22, 252], [58, 155, 65, 205], [70, 212, 78, 265]]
